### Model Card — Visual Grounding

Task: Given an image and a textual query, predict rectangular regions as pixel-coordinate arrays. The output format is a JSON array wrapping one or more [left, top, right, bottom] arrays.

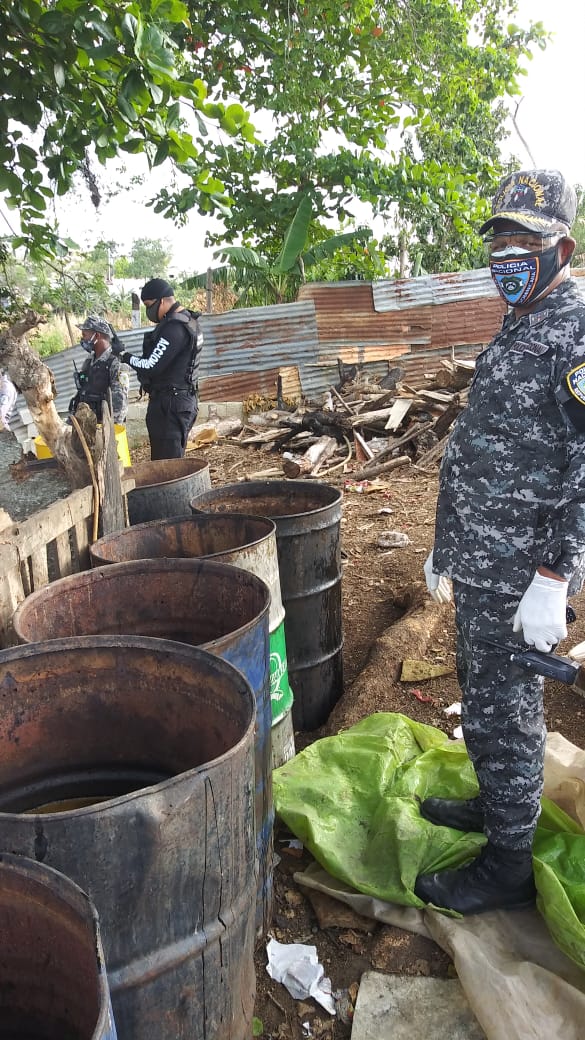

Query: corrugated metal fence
[[7, 268, 585, 445]]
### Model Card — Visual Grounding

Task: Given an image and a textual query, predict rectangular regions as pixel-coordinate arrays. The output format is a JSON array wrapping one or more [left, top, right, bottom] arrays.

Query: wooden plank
[[0, 544, 25, 648], [30, 547, 49, 590], [417, 389, 456, 404], [98, 401, 125, 536], [73, 519, 91, 571], [351, 407, 395, 427], [55, 530, 74, 578], [384, 399, 413, 432], [0, 486, 94, 558]]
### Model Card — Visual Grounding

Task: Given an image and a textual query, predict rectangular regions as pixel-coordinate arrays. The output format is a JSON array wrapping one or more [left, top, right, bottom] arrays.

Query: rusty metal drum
[[126, 458, 211, 525], [0, 852, 117, 1039], [90, 514, 296, 770], [191, 480, 344, 731], [0, 636, 257, 1040], [13, 559, 272, 938], [11, 561, 270, 944]]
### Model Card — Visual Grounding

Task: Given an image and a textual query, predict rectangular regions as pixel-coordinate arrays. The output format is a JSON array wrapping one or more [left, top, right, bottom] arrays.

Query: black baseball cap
[[141, 278, 174, 301], [479, 169, 577, 236]]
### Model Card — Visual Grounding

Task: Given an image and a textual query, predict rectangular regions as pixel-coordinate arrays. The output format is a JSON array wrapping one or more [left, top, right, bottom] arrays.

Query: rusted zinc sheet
[[372, 267, 500, 311], [297, 282, 430, 395], [197, 300, 319, 401], [388, 344, 484, 387], [431, 297, 506, 350]]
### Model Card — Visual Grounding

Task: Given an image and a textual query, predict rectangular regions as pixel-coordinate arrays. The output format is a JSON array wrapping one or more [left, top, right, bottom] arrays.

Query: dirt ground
[[5, 432, 585, 1039], [186, 438, 585, 1040]]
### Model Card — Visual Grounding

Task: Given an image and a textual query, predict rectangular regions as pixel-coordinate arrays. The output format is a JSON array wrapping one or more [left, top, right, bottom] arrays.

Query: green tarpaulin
[[273, 712, 585, 969]]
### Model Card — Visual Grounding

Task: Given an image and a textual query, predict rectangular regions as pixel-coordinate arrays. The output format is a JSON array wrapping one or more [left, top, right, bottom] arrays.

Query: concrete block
[[351, 971, 485, 1040]]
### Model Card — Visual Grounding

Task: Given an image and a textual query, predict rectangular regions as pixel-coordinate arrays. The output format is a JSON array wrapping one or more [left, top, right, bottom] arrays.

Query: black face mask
[[489, 245, 562, 307], [146, 300, 161, 322]]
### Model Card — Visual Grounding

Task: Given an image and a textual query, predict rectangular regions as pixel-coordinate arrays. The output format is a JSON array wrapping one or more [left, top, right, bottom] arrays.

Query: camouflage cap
[[77, 315, 112, 338], [479, 169, 577, 236]]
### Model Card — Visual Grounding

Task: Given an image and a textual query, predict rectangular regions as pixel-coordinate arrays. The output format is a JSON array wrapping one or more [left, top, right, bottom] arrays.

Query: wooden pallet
[[0, 404, 135, 648]]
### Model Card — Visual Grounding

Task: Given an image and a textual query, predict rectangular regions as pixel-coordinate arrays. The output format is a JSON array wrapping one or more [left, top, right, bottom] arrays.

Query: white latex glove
[[423, 550, 452, 605], [512, 573, 568, 652]]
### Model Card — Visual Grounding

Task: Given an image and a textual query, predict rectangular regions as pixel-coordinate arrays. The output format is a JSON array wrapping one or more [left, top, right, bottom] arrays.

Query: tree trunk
[[0, 311, 92, 488]]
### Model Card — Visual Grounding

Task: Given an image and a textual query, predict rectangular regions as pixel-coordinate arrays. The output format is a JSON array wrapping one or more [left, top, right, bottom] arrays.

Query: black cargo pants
[[146, 389, 198, 461]]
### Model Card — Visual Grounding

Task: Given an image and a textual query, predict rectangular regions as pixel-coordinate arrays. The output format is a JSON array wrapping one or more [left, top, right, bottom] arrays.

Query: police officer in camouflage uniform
[[69, 315, 129, 424], [414, 170, 585, 915], [112, 278, 201, 460]]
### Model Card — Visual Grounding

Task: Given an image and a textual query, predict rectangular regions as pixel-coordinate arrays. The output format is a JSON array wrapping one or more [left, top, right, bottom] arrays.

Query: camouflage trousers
[[453, 580, 545, 850]]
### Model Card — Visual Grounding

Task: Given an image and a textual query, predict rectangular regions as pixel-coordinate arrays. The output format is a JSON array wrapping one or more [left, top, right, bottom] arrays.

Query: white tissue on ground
[[266, 938, 336, 1015]]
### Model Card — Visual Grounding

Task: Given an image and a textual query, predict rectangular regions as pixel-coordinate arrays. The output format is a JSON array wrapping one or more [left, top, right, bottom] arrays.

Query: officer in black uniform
[[112, 278, 201, 460], [69, 315, 129, 424]]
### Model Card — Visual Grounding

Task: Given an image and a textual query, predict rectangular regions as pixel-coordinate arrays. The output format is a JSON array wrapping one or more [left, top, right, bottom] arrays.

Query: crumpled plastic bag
[[273, 712, 585, 969]]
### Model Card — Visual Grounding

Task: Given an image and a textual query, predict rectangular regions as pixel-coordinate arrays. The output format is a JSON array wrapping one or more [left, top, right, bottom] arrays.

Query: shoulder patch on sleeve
[[567, 363, 585, 405]]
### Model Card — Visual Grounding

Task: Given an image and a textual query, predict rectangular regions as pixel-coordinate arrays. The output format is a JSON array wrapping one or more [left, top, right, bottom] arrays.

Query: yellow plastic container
[[35, 425, 131, 468], [34, 435, 53, 460]]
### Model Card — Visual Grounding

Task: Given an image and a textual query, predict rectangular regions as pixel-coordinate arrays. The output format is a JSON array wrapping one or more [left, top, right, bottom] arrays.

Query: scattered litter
[[344, 479, 394, 495], [443, 702, 462, 716], [281, 838, 304, 858], [452, 725, 464, 740], [266, 938, 336, 1015], [377, 530, 410, 549], [378, 507, 394, 515], [400, 659, 454, 682], [409, 688, 435, 704], [188, 424, 218, 448]]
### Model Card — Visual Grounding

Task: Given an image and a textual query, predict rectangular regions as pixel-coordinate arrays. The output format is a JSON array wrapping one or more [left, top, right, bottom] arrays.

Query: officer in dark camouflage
[[415, 170, 585, 914]]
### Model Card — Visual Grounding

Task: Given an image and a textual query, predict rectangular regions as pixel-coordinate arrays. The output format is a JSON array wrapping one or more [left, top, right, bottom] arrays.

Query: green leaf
[[40, 11, 66, 33], [275, 195, 313, 272], [252, 1018, 263, 1037]]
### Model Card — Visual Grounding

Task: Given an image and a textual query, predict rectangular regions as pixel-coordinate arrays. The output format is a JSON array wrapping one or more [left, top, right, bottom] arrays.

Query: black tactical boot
[[419, 796, 484, 832], [414, 842, 536, 914]]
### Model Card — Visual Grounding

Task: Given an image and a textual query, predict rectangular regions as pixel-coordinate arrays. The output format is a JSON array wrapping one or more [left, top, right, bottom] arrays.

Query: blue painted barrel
[[0, 852, 117, 1039], [0, 637, 257, 1040], [13, 559, 272, 937]]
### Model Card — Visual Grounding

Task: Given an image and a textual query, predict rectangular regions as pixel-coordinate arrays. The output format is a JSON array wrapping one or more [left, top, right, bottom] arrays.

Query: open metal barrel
[[191, 480, 344, 731], [125, 458, 211, 525], [0, 637, 257, 1040], [0, 853, 117, 1040], [90, 514, 295, 770], [13, 559, 272, 937]]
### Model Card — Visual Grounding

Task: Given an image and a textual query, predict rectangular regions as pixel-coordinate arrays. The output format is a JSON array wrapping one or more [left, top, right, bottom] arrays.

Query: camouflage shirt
[[433, 278, 585, 595]]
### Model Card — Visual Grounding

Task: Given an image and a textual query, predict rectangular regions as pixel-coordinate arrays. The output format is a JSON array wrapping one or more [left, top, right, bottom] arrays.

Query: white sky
[[54, 0, 585, 275]]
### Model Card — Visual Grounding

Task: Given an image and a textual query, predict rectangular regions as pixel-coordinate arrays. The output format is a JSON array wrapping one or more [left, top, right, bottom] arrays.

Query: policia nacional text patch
[[564, 363, 585, 431]]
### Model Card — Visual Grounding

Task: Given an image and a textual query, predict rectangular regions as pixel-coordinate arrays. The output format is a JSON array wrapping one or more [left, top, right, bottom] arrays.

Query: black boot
[[419, 796, 484, 832], [414, 842, 536, 914]]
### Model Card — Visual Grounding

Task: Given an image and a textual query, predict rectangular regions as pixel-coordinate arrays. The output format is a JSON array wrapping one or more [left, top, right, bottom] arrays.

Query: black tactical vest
[[77, 355, 115, 421], [141, 306, 201, 391]]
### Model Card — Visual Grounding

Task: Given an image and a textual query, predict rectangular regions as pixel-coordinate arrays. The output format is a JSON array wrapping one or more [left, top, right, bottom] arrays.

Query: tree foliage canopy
[[162, 0, 545, 270], [2, 0, 546, 273], [1, 0, 255, 258]]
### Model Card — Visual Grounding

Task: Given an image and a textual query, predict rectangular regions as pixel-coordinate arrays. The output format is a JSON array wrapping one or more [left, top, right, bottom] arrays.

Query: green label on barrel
[[269, 619, 294, 722]]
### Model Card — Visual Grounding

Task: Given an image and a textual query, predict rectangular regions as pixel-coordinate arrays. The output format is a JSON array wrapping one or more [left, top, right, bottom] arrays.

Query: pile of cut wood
[[220, 356, 476, 480]]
